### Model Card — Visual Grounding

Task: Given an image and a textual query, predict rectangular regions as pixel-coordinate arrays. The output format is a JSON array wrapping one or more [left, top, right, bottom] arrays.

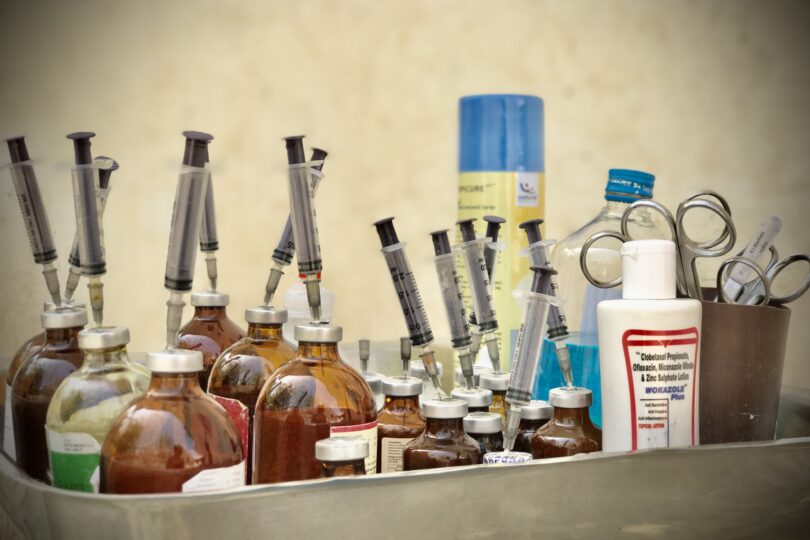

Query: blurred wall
[[1, 0, 809, 386]]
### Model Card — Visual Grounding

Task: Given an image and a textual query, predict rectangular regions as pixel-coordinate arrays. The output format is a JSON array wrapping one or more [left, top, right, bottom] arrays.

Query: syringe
[[198, 137, 219, 290], [374, 217, 444, 397], [263, 147, 328, 306], [67, 132, 109, 326], [456, 219, 501, 372], [164, 131, 212, 348], [400, 336, 412, 377], [519, 219, 574, 386], [5, 137, 62, 306], [467, 216, 506, 365], [285, 136, 323, 321], [430, 229, 475, 389], [65, 156, 118, 302], [502, 265, 556, 452]]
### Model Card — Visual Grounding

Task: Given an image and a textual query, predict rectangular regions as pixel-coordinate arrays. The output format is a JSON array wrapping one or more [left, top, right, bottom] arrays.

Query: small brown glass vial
[[514, 400, 552, 454], [12, 307, 87, 483], [377, 376, 425, 473], [176, 291, 245, 389], [316, 437, 369, 478], [464, 412, 504, 454], [531, 387, 602, 459], [100, 349, 245, 494], [451, 387, 493, 413], [403, 398, 482, 471], [4, 327, 46, 462], [207, 306, 295, 482], [479, 372, 511, 424]]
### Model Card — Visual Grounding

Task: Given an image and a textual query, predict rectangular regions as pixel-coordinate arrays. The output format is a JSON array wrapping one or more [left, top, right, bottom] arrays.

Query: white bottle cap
[[621, 239, 677, 300]]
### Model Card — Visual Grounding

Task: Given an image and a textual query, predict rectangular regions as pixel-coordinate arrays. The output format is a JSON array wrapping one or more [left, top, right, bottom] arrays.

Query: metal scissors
[[716, 252, 810, 306], [580, 191, 737, 300]]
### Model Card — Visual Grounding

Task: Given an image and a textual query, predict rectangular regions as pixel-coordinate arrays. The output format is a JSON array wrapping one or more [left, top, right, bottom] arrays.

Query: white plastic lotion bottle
[[598, 240, 701, 452]]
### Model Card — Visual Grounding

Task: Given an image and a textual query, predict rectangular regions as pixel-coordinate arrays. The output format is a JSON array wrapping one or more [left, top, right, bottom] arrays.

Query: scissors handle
[[682, 190, 734, 250], [765, 254, 810, 305], [675, 199, 736, 258], [619, 199, 678, 241], [580, 230, 626, 289], [716, 256, 771, 305]]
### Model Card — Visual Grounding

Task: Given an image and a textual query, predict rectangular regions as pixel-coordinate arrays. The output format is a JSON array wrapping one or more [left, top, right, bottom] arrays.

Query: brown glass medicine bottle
[[176, 291, 245, 389], [463, 412, 504, 454], [480, 372, 510, 423], [253, 324, 378, 484], [451, 386, 493, 413], [403, 398, 482, 471], [100, 349, 245, 494], [531, 387, 602, 459], [514, 400, 552, 453], [316, 437, 368, 478], [377, 376, 425, 473], [207, 306, 295, 482], [12, 307, 87, 482], [4, 322, 47, 462]]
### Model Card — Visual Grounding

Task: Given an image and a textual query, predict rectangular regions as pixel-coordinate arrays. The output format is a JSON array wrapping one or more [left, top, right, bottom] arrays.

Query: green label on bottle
[[46, 427, 101, 493]]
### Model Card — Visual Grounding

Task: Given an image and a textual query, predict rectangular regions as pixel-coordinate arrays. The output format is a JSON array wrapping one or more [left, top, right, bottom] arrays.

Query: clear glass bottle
[[316, 437, 368, 478], [479, 372, 510, 424], [451, 387, 493, 413], [207, 306, 295, 483], [45, 327, 150, 492], [463, 411, 504, 454], [100, 349, 245, 494], [12, 307, 87, 483], [176, 291, 245, 389], [377, 377, 425, 473], [403, 398, 482, 471], [514, 400, 552, 454], [531, 387, 602, 459], [254, 324, 378, 484], [407, 359, 444, 405]]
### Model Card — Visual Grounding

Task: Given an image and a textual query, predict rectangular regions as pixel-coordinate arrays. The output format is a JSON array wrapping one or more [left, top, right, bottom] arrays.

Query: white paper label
[[380, 437, 413, 473], [3, 384, 16, 460], [331, 420, 378, 475], [45, 428, 102, 493], [515, 172, 540, 207], [182, 461, 246, 493]]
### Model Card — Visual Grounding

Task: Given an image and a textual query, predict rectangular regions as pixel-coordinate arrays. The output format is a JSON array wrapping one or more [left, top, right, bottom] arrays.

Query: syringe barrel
[[71, 164, 106, 276], [164, 165, 209, 291], [8, 161, 57, 265], [434, 254, 472, 348], [287, 162, 322, 274], [68, 186, 111, 269], [457, 239, 498, 332], [526, 241, 569, 340], [380, 243, 433, 347], [199, 173, 219, 252], [506, 290, 553, 406]]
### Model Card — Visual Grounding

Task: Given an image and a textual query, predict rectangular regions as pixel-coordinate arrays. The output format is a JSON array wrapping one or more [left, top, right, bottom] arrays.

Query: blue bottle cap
[[459, 94, 544, 173], [605, 169, 655, 203]]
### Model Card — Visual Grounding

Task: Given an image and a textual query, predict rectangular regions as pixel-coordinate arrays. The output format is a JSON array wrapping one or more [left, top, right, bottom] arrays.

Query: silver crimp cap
[[451, 387, 494, 408], [407, 360, 444, 379], [191, 290, 229, 307], [245, 306, 287, 325], [382, 376, 423, 397], [549, 386, 593, 409], [146, 349, 203, 373], [41, 307, 88, 329], [521, 399, 553, 420], [422, 398, 467, 419], [479, 372, 510, 392], [315, 436, 369, 462], [78, 326, 130, 350], [294, 323, 343, 343], [463, 412, 503, 434]]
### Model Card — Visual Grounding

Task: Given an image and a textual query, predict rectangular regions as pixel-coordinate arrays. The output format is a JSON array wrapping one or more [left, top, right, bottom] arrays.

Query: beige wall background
[[1, 0, 809, 386]]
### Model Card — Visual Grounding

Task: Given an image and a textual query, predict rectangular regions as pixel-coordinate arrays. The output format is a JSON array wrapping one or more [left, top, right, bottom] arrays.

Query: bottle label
[[622, 328, 700, 450], [210, 394, 250, 461], [182, 461, 246, 493], [331, 420, 378, 475], [45, 427, 101, 493], [3, 384, 16, 461], [380, 436, 413, 473]]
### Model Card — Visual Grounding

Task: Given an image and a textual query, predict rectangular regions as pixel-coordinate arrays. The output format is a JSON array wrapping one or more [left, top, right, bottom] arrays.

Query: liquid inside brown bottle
[[176, 293, 245, 389], [377, 377, 425, 473], [3, 330, 46, 461], [464, 412, 504, 455], [253, 325, 377, 484], [514, 400, 552, 454], [207, 310, 295, 483], [100, 349, 245, 494], [319, 460, 365, 477], [479, 373, 510, 424], [12, 309, 86, 483], [403, 399, 482, 471], [531, 387, 602, 459]]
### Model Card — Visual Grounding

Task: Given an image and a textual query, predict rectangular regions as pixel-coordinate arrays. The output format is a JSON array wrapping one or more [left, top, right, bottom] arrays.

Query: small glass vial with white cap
[[12, 306, 87, 483], [463, 412, 504, 454], [377, 376, 425, 473], [45, 326, 150, 492], [403, 398, 482, 471], [408, 359, 444, 405], [100, 349, 245, 494], [479, 372, 510, 423], [531, 387, 602, 459], [253, 324, 378, 484], [514, 400, 552, 454], [316, 437, 369, 478], [207, 306, 295, 483], [451, 386, 493, 413], [176, 290, 245, 389]]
